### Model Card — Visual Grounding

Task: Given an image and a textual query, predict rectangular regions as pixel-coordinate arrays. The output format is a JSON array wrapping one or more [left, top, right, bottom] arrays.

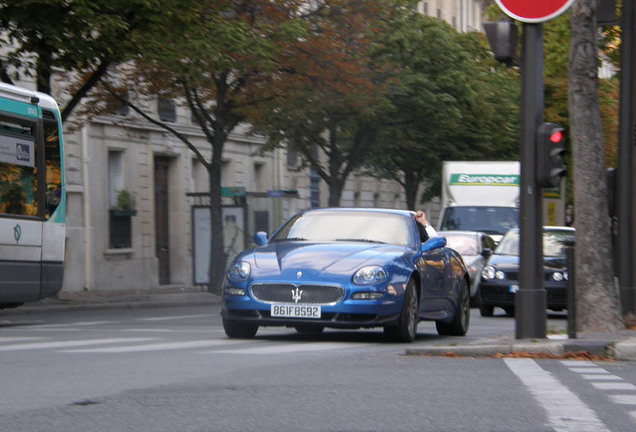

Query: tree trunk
[[568, 0, 623, 331], [403, 170, 419, 211]]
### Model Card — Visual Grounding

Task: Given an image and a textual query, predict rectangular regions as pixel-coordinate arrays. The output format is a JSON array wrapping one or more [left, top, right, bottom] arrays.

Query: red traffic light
[[549, 130, 563, 143]]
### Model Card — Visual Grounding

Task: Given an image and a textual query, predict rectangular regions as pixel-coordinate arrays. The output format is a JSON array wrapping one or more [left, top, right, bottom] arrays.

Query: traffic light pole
[[516, 23, 547, 339], [618, 0, 636, 317]]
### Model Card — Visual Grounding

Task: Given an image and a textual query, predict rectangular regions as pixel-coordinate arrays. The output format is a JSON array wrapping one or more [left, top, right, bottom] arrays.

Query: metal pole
[[516, 23, 547, 339], [618, 0, 636, 316], [566, 241, 576, 339]]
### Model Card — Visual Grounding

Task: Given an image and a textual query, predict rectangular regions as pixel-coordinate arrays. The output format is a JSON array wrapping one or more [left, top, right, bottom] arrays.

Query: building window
[[108, 150, 133, 248], [287, 149, 298, 167], [158, 98, 176, 123], [437, 8, 442, 19], [423, 2, 428, 15]]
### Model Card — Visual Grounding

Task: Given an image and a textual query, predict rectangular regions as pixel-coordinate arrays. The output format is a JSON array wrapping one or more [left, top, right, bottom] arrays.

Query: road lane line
[[581, 374, 622, 381], [609, 395, 636, 405], [504, 358, 612, 432], [0, 337, 157, 351], [568, 367, 610, 374], [137, 314, 214, 321], [591, 382, 636, 391], [0, 336, 45, 343], [62, 339, 244, 353], [213, 342, 371, 355]]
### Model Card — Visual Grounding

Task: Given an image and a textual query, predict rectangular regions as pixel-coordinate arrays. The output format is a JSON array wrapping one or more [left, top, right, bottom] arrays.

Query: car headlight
[[482, 265, 495, 280], [552, 271, 566, 282], [353, 266, 388, 285], [227, 261, 251, 282]]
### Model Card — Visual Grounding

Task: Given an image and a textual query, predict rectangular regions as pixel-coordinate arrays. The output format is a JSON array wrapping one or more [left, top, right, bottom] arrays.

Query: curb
[[405, 338, 636, 361]]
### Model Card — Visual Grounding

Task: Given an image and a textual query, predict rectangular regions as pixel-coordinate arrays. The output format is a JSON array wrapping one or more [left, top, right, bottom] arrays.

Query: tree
[[96, 0, 308, 292], [0, 0, 169, 122], [256, 0, 405, 206], [568, 0, 623, 331], [366, 14, 520, 208]]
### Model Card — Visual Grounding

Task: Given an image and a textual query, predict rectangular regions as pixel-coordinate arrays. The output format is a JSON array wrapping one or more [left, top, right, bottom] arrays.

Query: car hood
[[250, 241, 406, 278], [487, 254, 567, 270]]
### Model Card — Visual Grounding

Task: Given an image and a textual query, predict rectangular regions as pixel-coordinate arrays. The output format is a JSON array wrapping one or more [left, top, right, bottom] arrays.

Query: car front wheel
[[384, 278, 418, 343], [223, 318, 258, 339]]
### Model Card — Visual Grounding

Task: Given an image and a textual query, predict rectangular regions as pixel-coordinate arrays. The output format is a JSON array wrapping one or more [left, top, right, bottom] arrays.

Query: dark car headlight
[[482, 265, 496, 280], [353, 266, 388, 285], [227, 261, 251, 283], [552, 271, 568, 282]]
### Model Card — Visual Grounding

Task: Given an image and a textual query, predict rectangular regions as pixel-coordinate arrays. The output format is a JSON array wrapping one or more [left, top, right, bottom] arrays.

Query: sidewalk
[[2, 289, 635, 361], [0, 285, 221, 314], [405, 327, 636, 361]]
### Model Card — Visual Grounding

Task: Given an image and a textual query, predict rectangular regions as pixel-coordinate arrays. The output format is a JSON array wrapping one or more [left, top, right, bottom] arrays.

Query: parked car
[[221, 208, 471, 342], [443, 231, 496, 307], [478, 226, 575, 317]]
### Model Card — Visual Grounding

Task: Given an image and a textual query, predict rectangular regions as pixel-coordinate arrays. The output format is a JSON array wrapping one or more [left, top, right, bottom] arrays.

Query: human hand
[[415, 210, 428, 226]]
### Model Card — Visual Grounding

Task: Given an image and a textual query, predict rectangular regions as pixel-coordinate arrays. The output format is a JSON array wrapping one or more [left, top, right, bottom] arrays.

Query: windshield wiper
[[335, 238, 385, 244]]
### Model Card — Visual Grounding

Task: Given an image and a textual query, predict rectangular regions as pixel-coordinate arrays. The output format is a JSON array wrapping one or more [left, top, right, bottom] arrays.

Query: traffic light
[[483, 20, 518, 66], [537, 122, 567, 188]]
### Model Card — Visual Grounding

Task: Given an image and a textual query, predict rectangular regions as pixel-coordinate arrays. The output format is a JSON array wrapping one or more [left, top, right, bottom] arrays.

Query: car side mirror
[[253, 231, 268, 246], [482, 248, 493, 259], [421, 236, 446, 252]]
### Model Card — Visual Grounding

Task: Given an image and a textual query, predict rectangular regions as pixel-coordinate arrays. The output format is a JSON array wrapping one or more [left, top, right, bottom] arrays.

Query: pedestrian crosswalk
[[561, 360, 636, 424]]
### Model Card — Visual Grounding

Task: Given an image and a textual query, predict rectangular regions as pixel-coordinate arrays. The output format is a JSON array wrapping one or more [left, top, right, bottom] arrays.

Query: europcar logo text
[[450, 174, 520, 186]]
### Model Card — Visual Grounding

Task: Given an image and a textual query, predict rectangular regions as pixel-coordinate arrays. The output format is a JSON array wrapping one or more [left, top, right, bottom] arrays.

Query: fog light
[[351, 292, 384, 300], [226, 287, 246, 296]]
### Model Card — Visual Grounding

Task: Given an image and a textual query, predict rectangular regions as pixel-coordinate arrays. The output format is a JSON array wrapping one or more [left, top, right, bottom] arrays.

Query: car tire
[[223, 318, 258, 339], [384, 278, 418, 343], [294, 324, 324, 335], [479, 303, 494, 317], [504, 306, 515, 317], [436, 278, 470, 336]]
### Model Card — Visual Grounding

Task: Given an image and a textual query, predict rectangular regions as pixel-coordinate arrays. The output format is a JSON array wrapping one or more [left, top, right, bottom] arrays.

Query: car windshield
[[444, 234, 479, 255], [440, 206, 519, 236], [270, 211, 412, 247], [494, 229, 574, 257]]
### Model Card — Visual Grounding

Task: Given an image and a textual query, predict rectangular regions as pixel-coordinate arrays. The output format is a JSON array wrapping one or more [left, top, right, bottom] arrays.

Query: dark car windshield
[[440, 206, 519, 236], [494, 229, 574, 257], [444, 234, 479, 255], [270, 211, 412, 247]]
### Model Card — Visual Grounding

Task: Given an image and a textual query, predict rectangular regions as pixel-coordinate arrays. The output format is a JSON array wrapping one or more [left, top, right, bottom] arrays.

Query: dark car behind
[[478, 226, 575, 317]]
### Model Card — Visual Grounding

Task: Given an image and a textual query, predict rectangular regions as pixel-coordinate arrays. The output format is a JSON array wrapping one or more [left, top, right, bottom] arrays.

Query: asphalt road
[[1, 305, 635, 432]]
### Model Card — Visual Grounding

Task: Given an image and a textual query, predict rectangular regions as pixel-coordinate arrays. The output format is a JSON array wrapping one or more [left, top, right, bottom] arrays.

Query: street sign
[[495, 0, 576, 23]]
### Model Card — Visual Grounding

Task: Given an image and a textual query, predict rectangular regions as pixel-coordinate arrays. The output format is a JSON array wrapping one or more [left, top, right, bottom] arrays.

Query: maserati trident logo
[[291, 287, 303, 304], [296, 271, 302, 279]]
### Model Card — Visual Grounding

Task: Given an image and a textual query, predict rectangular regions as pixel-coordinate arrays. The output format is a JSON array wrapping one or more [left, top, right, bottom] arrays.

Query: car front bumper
[[479, 280, 567, 310]]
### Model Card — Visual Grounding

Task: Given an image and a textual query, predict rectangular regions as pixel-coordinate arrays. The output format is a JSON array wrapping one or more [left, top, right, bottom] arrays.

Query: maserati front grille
[[250, 283, 345, 305]]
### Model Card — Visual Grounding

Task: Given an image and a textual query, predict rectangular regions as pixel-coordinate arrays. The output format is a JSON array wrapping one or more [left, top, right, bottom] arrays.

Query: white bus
[[0, 82, 65, 309]]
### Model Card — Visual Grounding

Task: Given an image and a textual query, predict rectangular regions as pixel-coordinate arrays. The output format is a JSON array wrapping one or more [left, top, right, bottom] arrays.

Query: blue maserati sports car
[[221, 208, 470, 342]]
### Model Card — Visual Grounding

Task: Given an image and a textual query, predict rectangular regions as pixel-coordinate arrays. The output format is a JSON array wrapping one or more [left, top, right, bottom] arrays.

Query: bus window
[[0, 117, 38, 217], [43, 109, 61, 219]]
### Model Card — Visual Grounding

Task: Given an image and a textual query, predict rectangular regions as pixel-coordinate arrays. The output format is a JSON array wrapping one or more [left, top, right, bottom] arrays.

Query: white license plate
[[271, 304, 321, 319]]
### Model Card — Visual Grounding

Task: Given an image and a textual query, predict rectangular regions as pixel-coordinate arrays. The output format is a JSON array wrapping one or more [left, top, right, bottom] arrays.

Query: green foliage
[[366, 13, 520, 205], [114, 189, 136, 211]]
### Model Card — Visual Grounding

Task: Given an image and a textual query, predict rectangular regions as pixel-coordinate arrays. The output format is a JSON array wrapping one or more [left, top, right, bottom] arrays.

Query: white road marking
[[581, 374, 622, 381], [213, 342, 370, 355], [561, 361, 597, 367], [62, 339, 244, 353], [569, 367, 610, 374], [630, 411, 636, 421], [504, 358, 611, 432], [591, 382, 636, 391], [0, 337, 157, 351], [0, 336, 45, 343], [137, 314, 214, 322], [609, 395, 636, 405]]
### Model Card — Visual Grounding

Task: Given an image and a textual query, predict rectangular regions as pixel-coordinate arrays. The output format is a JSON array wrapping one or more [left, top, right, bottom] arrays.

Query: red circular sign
[[495, 0, 576, 23]]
